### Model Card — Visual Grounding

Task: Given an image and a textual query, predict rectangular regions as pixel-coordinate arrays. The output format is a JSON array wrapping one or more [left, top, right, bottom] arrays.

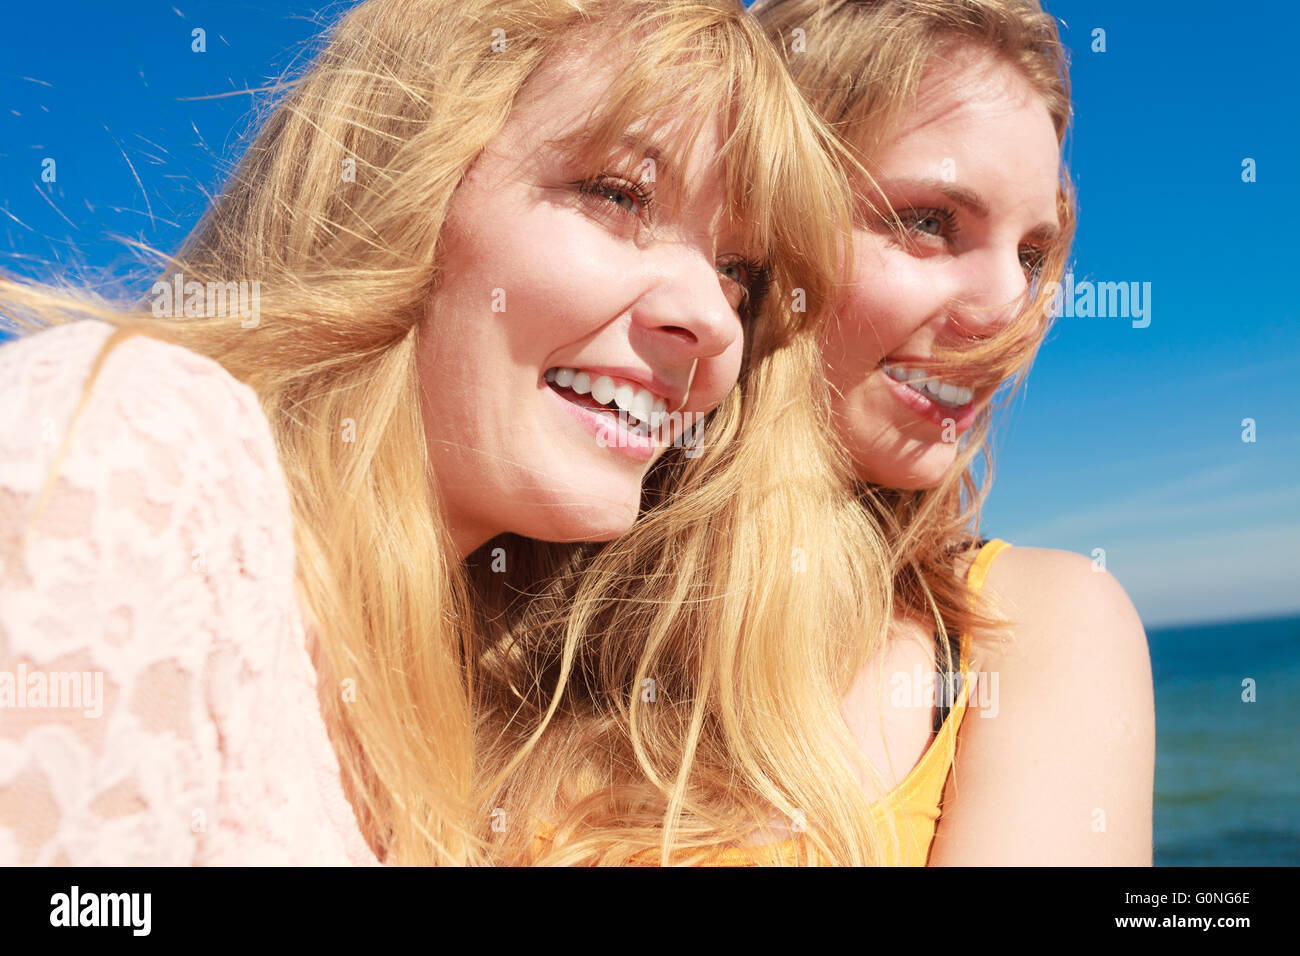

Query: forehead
[[898, 51, 1056, 153], [879, 49, 1061, 222], [500, 41, 734, 213]]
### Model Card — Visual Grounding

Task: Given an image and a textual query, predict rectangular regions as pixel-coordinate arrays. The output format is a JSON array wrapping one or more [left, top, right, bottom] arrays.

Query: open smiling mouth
[[880, 362, 974, 410], [544, 367, 670, 438]]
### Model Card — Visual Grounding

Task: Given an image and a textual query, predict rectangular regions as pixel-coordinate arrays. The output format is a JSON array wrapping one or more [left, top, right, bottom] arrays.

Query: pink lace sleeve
[[0, 320, 377, 866]]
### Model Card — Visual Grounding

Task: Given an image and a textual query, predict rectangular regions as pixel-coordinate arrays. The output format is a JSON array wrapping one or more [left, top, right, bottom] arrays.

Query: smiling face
[[416, 47, 763, 557], [824, 46, 1062, 491]]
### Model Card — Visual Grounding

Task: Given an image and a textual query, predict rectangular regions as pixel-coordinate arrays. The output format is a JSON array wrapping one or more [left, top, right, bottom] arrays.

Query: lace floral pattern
[[0, 320, 378, 865]]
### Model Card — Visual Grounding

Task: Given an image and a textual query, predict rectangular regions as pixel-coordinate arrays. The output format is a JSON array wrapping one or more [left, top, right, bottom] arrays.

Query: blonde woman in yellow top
[[749, 0, 1156, 864], [0, 0, 896, 865]]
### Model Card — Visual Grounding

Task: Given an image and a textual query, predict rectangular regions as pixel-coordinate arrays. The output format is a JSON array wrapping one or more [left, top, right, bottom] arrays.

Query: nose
[[952, 244, 1031, 337], [630, 243, 743, 363]]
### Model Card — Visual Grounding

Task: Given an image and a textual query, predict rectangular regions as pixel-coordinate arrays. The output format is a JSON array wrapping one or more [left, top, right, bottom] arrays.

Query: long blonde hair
[[3, 0, 898, 864], [752, 0, 1078, 661]]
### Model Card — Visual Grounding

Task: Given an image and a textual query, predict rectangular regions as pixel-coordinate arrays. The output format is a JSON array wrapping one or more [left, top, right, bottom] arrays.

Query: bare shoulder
[[973, 545, 1147, 666], [928, 545, 1155, 865]]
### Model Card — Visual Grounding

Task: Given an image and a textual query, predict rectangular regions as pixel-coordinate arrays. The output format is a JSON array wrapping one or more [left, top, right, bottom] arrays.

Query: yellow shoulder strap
[[959, 539, 1011, 670]]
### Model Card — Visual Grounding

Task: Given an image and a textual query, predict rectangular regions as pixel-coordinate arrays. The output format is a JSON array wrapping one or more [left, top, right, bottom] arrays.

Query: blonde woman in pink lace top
[[0, 0, 884, 865]]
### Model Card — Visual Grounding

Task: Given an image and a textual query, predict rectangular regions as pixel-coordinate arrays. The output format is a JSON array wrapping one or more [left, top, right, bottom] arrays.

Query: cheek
[[825, 256, 918, 386], [841, 247, 940, 357], [437, 202, 636, 363]]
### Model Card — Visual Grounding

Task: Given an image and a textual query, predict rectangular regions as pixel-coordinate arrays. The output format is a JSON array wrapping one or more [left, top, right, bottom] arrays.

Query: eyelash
[[576, 174, 657, 221], [1019, 246, 1047, 279], [718, 255, 769, 309], [893, 205, 1047, 278], [894, 205, 960, 242], [576, 173, 769, 308]]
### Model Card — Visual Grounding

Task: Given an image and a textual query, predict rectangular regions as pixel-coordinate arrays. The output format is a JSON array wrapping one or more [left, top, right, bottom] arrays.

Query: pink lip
[[880, 367, 981, 432], [543, 382, 658, 463]]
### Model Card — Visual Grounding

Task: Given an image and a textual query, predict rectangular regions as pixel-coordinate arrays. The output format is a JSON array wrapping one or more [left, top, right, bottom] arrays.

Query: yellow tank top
[[531, 538, 1010, 866]]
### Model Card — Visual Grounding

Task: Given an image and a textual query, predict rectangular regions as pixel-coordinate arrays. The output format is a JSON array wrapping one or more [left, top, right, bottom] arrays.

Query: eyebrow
[[876, 176, 1060, 241], [617, 132, 678, 194], [611, 131, 760, 255], [617, 131, 730, 228], [620, 133, 664, 164]]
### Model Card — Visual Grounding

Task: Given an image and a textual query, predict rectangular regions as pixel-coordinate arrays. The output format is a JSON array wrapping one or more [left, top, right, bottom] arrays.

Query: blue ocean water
[[1148, 613, 1300, 865]]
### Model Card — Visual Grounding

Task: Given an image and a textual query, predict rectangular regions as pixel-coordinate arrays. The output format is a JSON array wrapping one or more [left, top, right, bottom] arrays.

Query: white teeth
[[590, 375, 616, 406], [610, 383, 658, 426], [651, 397, 668, 428], [880, 363, 973, 409], [545, 367, 668, 429], [627, 389, 655, 425]]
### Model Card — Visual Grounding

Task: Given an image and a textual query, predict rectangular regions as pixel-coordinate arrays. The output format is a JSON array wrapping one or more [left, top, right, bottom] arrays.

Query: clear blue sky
[[3, 1, 1296, 628]]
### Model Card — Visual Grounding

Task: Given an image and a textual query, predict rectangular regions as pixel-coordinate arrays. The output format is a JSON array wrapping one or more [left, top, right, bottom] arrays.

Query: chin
[[853, 444, 958, 492], [515, 484, 643, 545], [547, 512, 640, 545]]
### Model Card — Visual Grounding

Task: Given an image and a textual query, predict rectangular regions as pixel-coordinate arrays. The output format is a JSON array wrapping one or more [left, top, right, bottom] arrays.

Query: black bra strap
[[930, 537, 988, 733], [931, 628, 962, 733]]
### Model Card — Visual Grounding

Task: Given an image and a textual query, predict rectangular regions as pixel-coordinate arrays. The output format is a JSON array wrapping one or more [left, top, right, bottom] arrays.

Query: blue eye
[[900, 206, 957, 239], [576, 175, 655, 220], [717, 255, 768, 312], [913, 214, 944, 235], [717, 259, 750, 286]]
